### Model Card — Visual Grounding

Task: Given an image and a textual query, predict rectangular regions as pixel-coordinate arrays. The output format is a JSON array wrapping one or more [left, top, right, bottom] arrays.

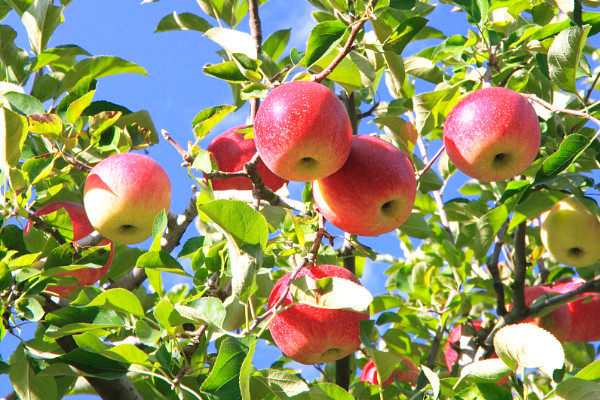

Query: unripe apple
[[360, 358, 419, 386], [540, 197, 600, 268], [267, 264, 369, 365], [204, 125, 288, 191], [24, 201, 114, 296], [84, 153, 171, 245], [443, 87, 540, 182], [253, 81, 353, 181], [313, 135, 416, 236]]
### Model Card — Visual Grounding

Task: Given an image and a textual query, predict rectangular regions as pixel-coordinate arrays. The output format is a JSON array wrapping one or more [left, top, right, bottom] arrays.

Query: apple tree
[[2, 0, 600, 399]]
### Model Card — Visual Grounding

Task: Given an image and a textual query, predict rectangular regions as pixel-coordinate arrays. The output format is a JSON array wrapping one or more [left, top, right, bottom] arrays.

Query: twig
[[487, 222, 507, 316], [357, 102, 379, 120], [417, 144, 445, 180], [41, 136, 92, 172], [522, 93, 600, 127], [512, 223, 528, 315], [162, 130, 194, 166], [248, 0, 262, 122], [24, 208, 67, 245], [584, 69, 600, 104], [173, 325, 208, 388]]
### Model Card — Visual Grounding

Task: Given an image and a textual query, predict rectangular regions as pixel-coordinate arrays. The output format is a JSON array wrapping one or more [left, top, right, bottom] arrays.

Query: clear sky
[[3, 0, 593, 398]]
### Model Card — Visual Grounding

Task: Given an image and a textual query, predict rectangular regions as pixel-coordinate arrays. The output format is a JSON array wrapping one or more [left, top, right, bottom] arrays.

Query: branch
[[522, 93, 600, 128], [162, 130, 194, 166], [512, 223, 528, 315], [336, 234, 355, 390], [585, 69, 600, 104], [41, 136, 92, 172], [24, 208, 67, 245], [248, 0, 262, 122], [486, 221, 507, 316]]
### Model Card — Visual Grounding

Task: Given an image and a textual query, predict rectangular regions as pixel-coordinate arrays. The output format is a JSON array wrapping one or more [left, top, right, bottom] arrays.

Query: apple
[[443, 86, 541, 182], [540, 197, 600, 268], [360, 358, 419, 386], [267, 264, 369, 365], [84, 152, 171, 245], [24, 201, 114, 296], [523, 279, 600, 342], [253, 81, 353, 181], [312, 135, 417, 236], [204, 125, 288, 191]]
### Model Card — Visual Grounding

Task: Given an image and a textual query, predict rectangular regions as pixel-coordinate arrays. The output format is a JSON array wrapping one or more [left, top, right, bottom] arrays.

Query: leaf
[[155, 11, 211, 32], [556, 377, 600, 400], [9, 345, 58, 400], [0, 106, 27, 174], [252, 369, 310, 399], [21, 0, 64, 54], [0, 26, 28, 84], [305, 20, 347, 67], [545, 0, 583, 26], [45, 306, 124, 328], [230, 248, 260, 302], [173, 297, 226, 330], [533, 134, 590, 185], [308, 382, 354, 400], [28, 113, 62, 137], [136, 251, 187, 276], [86, 288, 145, 318], [399, 212, 435, 239], [422, 364, 440, 399], [548, 25, 591, 93], [56, 348, 129, 379], [204, 61, 249, 83], [456, 358, 512, 385], [205, 27, 257, 59], [2, 92, 45, 115], [66, 90, 95, 124], [382, 17, 428, 54], [192, 105, 236, 140], [310, 51, 362, 93], [289, 275, 373, 313], [493, 323, 564, 378], [413, 84, 461, 135], [201, 336, 257, 400], [58, 56, 148, 97], [575, 358, 600, 380], [29, 44, 90, 71], [262, 29, 291, 61]]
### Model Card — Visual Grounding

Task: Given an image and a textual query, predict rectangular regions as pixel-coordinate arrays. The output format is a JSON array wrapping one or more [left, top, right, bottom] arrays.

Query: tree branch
[[512, 223, 528, 315], [486, 222, 507, 316], [248, 0, 262, 122]]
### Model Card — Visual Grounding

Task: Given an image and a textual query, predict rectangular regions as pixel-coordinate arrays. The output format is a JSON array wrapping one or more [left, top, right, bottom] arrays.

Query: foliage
[[1, 0, 600, 399]]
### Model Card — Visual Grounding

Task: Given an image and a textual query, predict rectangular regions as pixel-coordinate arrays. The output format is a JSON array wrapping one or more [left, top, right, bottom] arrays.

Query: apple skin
[[540, 197, 600, 268], [443, 87, 541, 182], [84, 153, 171, 245], [313, 135, 417, 236], [253, 81, 353, 182], [24, 201, 114, 296], [267, 264, 369, 365], [523, 279, 600, 342], [360, 358, 419, 386], [204, 125, 288, 191]]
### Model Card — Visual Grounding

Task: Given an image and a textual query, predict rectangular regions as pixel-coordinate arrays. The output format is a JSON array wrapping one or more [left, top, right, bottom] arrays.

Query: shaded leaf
[[533, 134, 590, 185], [382, 17, 428, 54]]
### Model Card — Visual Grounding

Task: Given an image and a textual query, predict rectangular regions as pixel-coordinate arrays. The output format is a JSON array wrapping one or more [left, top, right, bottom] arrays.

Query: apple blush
[[443, 86, 541, 182]]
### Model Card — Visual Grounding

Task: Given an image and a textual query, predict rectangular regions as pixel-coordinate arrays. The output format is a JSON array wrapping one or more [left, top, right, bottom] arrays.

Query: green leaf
[[556, 377, 600, 400], [240, 83, 269, 100], [201, 336, 257, 400], [0, 106, 27, 174], [305, 20, 347, 67], [192, 105, 236, 140], [575, 358, 600, 380], [399, 212, 435, 239], [289, 275, 373, 313], [155, 11, 211, 32], [262, 29, 291, 61], [58, 56, 148, 97], [548, 25, 591, 93], [2, 91, 45, 115], [545, 0, 583, 26], [56, 348, 129, 379], [533, 134, 590, 185], [493, 323, 564, 378], [205, 27, 257, 59], [22, 154, 56, 184], [457, 358, 512, 385], [230, 247, 260, 302], [310, 51, 362, 93], [173, 297, 226, 329], [252, 369, 310, 399], [101, 344, 151, 367], [0, 25, 29, 83], [204, 61, 250, 83], [136, 251, 187, 276], [382, 17, 428, 54], [308, 382, 354, 400], [66, 89, 95, 124], [29, 44, 90, 71], [86, 288, 145, 318], [21, 0, 64, 54], [9, 345, 58, 400], [45, 306, 124, 328], [413, 84, 461, 135]]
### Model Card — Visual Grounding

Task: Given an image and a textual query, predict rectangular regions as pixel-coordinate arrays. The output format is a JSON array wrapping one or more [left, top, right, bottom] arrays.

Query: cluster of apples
[[27, 153, 171, 295]]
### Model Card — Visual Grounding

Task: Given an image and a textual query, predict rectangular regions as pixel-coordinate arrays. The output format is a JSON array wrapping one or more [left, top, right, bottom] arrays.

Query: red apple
[[523, 279, 600, 342], [312, 135, 416, 236], [24, 201, 114, 296], [360, 358, 419, 386], [83, 152, 171, 245], [267, 264, 369, 365], [443, 87, 540, 182], [204, 125, 288, 191], [253, 81, 352, 181]]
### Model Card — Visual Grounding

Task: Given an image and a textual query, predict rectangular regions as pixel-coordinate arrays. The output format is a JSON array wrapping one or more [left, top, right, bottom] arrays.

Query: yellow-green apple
[[360, 358, 419, 386], [540, 197, 600, 268], [84, 152, 171, 245], [204, 125, 288, 191], [312, 135, 416, 236], [443, 87, 540, 182], [253, 81, 352, 181], [24, 201, 114, 296], [267, 264, 369, 365], [522, 279, 600, 342]]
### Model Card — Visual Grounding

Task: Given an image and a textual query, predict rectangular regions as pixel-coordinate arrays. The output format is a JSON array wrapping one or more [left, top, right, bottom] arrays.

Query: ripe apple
[[253, 81, 353, 182], [443, 86, 541, 182], [360, 358, 419, 386], [523, 279, 600, 342], [84, 152, 171, 245], [540, 197, 600, 268], [312, 135, 417, 236], [267, 264, 369, 365], [24, 201, 114, 296], [204, 125, 288, 191]]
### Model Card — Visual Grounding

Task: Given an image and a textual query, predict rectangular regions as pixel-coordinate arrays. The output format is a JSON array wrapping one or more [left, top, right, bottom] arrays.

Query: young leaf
[[548, 25, 591, 93], [305, 20, 347, 67], [493, 323, 565, 378], [155, 11, 211, 32], [21, 0, 64, 54], [192, 105, 236, 140], [262, 29, 291, 61]]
